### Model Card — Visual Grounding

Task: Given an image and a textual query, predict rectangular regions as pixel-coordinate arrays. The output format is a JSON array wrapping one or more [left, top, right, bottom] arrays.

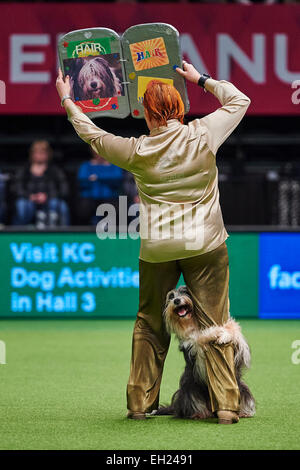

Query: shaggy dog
[[153, 285, 255, 420], [68, 56, 122, 101]]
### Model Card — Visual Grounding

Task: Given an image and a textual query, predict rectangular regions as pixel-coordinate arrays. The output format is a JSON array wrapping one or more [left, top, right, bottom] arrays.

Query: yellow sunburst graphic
[[129, 37, 169, 71]]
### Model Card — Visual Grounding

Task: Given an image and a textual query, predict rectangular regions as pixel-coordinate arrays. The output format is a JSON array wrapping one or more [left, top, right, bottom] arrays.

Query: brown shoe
[[127, 411, 146, 420], [217, 410, 239, 424]]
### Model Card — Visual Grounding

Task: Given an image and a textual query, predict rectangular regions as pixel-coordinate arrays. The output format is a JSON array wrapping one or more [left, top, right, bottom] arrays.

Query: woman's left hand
[[56, 67, 71, 100]]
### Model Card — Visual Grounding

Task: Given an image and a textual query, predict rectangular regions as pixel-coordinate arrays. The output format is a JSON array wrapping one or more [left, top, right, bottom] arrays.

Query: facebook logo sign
[[259, 233, 300, 319]]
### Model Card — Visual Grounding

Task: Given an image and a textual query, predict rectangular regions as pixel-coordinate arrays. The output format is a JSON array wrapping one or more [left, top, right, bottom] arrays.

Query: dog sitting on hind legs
[[152, 285, 255, 424]]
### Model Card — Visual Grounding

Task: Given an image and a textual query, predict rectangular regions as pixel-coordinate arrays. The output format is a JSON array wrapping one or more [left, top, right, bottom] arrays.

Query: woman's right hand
[[56, 67, 71, 100], [175, 61, 201, 84]]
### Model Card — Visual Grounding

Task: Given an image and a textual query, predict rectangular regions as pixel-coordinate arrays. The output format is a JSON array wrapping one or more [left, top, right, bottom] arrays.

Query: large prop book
[[58, 23, 190, 119]]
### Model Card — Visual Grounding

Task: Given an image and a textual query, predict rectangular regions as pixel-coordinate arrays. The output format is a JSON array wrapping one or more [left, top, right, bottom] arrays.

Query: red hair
[[143, 80, 184, 127]]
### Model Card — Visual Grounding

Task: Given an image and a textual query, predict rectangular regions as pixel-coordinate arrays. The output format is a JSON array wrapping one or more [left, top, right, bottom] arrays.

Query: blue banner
[[259, 233, 300, 319]]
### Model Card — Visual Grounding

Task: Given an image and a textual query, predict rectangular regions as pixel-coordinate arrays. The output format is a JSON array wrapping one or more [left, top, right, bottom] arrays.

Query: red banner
[[0, 3, 299, 115]]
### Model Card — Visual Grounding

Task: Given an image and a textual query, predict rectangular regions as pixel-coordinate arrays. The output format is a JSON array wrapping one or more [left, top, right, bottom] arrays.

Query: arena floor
[[0, 319, 299, 450]]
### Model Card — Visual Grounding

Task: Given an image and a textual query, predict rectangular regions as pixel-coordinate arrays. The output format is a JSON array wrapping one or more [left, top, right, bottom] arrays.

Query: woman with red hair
[[56, 61, 250, 424]]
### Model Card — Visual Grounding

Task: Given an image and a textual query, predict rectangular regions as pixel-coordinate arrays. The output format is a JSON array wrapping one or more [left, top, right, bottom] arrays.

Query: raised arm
[[176, 62, 251, 155], [66, 106, 138, 170], [56, 68, 138, 171], [198, 78, 251, 155]]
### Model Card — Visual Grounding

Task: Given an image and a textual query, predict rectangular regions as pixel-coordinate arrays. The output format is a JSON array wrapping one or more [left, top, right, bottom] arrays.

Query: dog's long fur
[[69, 57, 122, 101], [153, 285, 255, 419]]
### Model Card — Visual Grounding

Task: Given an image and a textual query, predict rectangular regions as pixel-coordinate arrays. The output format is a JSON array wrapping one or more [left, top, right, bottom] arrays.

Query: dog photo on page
[[63, 54, 125, 102]]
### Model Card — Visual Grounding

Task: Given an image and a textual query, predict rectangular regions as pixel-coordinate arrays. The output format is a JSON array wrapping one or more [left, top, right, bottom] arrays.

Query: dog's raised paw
[[216, 328, 232, 345]]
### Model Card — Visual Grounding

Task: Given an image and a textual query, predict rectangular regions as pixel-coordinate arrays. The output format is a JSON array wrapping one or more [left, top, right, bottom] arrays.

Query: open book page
[[58, 24, 189, 120]]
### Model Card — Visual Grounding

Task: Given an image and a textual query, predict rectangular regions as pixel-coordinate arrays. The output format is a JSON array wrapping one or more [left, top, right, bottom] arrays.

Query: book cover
[[58, 23, 189, 120]]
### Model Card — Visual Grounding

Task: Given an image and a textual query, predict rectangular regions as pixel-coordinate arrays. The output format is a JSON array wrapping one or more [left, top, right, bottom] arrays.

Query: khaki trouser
[[126, 242, 240, 414]]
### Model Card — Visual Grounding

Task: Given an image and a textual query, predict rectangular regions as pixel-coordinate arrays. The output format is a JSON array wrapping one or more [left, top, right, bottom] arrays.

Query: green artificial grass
[[0, 319, 299, 450]]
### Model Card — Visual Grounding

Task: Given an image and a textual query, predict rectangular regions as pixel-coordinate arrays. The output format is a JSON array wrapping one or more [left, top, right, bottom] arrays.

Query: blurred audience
[[277, 163, 300, 226], [1, 141, 298, 228], [0, 170, 8, 224], [77, 147, 124, 225], [12, 140, 70, 226]]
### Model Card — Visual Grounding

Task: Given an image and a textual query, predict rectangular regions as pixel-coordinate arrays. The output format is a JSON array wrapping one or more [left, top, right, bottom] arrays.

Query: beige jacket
[[68, 80, 251, 263]]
